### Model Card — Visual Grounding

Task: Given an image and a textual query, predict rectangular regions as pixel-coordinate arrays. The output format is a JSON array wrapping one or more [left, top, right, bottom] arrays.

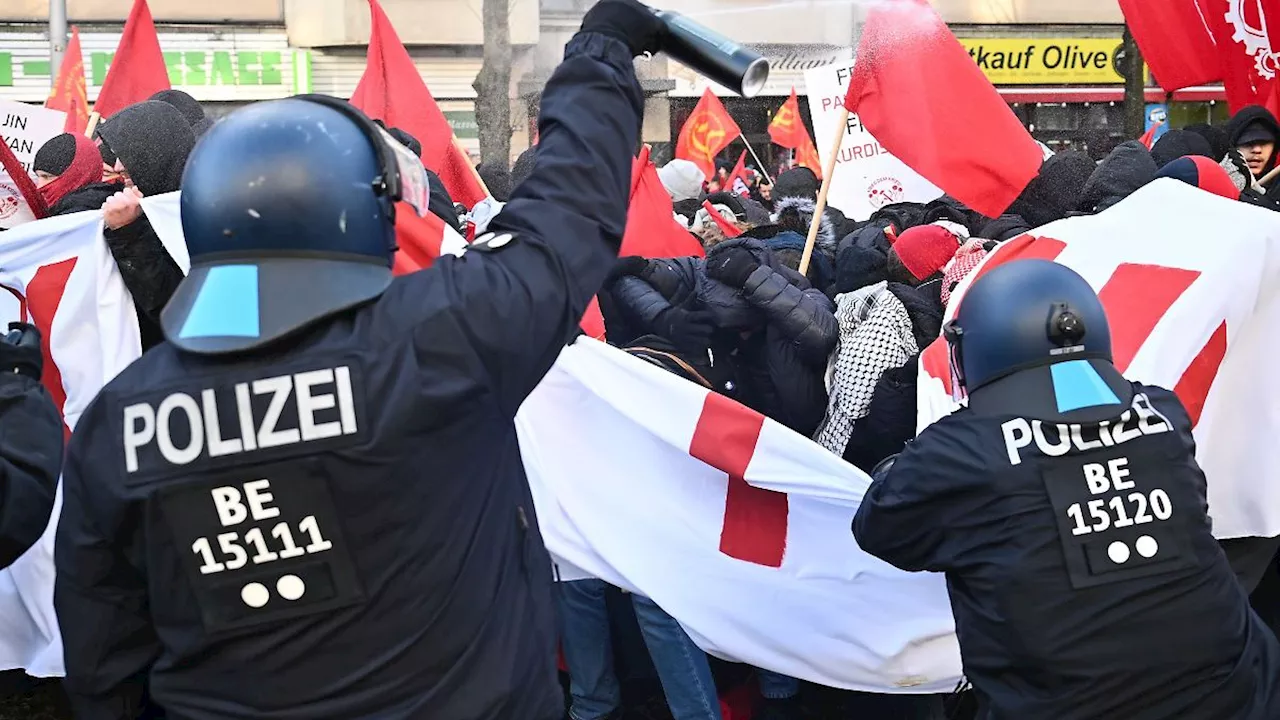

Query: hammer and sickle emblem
[[774, 104, 795, 129], [689, 111, 727, 160]]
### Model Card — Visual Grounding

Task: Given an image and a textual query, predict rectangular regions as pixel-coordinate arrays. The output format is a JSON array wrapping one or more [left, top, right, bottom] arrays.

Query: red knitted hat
[[892, 225, 960, 281]]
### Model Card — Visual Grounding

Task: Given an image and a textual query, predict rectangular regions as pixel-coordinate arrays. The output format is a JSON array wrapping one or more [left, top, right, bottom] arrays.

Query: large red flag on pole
[[351, 0, 487, 209], [843, 0, 1041, 218], [676, 88, 741, 180], [94, 0, 170, 118], [768, 88, 822, 179], [47, 27, 90, 134]]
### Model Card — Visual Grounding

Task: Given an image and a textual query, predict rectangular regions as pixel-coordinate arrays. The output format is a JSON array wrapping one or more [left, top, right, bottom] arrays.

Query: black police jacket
[[0, 373, 62, 568], [854, 385, 1280, 720], [54, 32, 643, 720]]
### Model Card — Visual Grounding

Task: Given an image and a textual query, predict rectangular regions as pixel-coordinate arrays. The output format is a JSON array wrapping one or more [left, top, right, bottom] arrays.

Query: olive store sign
[[957, 38, 1124, 85]]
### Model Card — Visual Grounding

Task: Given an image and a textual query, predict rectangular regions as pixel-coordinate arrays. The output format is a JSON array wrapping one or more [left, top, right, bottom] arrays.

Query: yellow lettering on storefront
[[958, 38, 1124, 85]]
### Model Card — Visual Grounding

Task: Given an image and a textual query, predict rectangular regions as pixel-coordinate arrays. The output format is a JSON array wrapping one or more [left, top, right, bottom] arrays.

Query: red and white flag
[[920, 179, 1280, 541]]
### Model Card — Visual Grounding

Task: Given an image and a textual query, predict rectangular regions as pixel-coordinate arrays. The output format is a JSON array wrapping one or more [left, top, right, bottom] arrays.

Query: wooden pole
[[799, 106, 849, 277], [1257, 162, 1280, 188], [84, 111, 101, 138], [453, 134, 490, 197]]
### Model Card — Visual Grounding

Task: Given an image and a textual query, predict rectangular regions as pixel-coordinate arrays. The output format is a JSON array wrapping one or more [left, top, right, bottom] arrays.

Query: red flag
[[584, 147, 706, 340], [768, 89, 822, 179], [622, 146, 706, 259], [1118, 0, 1222, 94], [724, 150, 750, 197], [47, 27, 90, 134], [0, 137, 47, 221], [702, 200, 744, 239], [351, 0, 487, 209], [1196, 0, 1280, 110], [1139, 121, 1163, 149], [676, 89, 742, 179], [843, 0, 1041, 219], [94, 0, 170, 118], [1268, 78, 1280, 119]]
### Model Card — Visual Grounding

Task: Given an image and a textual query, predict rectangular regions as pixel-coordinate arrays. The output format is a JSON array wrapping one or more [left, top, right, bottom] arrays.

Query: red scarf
[[38, 134, 103, 209]]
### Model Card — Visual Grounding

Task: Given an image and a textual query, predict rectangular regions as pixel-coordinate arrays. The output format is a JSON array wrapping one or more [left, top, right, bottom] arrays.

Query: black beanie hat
[[33, 133, 78, 176]]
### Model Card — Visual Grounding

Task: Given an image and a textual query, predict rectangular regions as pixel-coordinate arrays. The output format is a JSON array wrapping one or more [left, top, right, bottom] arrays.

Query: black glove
[[653, 308, 716, 352], [608, 256, 652, 284], [705, 248, 761, 288], [0, 323, 42, 381], [580, 0, 665, 57]]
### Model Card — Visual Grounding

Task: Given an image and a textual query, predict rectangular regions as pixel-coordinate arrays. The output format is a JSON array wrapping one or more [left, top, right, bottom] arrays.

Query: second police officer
[[855, 259, 1280, 719], [54, 1, 665, 718]]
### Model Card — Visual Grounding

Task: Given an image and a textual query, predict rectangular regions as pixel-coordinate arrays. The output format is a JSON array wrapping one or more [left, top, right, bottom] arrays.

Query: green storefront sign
[[445, 111, 478, 139], [0, 50, 295, 88]]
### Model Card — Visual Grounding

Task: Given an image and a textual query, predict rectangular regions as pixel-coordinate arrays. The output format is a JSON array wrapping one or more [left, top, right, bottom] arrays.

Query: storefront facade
[[0, 26, 307, 114]]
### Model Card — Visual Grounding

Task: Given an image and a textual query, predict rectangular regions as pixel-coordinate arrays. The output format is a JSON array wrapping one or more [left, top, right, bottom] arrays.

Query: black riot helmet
[[944, 259, 1114, 396], [161, 95, 432, 356]]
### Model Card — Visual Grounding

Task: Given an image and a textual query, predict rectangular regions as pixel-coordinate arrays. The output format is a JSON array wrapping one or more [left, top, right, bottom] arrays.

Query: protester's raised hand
[[705, 247, 760, 288], [102, 186, 144, 230], [579, 0, 665, 57]]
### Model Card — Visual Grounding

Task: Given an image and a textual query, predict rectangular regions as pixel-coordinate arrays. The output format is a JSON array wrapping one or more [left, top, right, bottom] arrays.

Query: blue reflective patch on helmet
[[1050, 359, 1122, 413], [179, 265, 261, 339]]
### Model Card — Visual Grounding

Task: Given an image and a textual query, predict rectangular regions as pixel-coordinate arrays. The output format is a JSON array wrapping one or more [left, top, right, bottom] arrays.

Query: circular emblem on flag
[[689, 111, 728, 160], [1226, 0, 1280, 79], [867, 176, 905, 209], [0, 183, 21, 222]]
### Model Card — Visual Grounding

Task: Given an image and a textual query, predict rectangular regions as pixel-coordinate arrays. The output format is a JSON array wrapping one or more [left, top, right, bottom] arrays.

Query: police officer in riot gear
[[0, 323, 60, 569], [54, 2, 664, 717], [854, 259, 1280, 719]]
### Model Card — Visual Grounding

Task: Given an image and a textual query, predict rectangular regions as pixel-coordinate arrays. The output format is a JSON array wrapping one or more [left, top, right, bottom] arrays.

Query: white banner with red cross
[[919, 179, 1280, 540]]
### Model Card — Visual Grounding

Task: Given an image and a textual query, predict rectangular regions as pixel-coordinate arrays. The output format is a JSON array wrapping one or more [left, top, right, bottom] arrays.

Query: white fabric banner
[[803, 60, 942, 221], [918, 179, 1280, 540], [0, 99, 67, 229]]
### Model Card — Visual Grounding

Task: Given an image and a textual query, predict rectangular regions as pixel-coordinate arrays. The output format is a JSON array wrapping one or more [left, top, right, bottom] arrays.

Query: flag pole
[[739, 136, 773, 185], [799, 107, 848, 276], [453, 134, 490, 197], [85, 111, 101, 138], [1258, 163, 1280, 188]]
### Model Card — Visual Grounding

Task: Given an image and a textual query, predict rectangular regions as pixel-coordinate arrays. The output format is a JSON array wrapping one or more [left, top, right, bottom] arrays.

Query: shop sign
[[957, 38, 1124, 85]]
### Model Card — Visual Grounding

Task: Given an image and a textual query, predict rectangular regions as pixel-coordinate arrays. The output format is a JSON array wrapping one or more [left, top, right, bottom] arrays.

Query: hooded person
[[1078, 141, 1159, 214], [1007, 151, 1094, 227], [772, 194, 838, 271], [476, 163, 512, 203], [1224, 106, 1280, 207], [1150, 129, 1215, 169], [1185, 123, 1230, 162], [33, 133, 109, 216], [693, 191, 752, 247], [94, 100, 195, 350], [150, 89, 206, 128]]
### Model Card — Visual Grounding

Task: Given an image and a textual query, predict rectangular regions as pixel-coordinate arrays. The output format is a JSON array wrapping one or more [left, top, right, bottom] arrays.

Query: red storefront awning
[[997, 86, 1227, 103]]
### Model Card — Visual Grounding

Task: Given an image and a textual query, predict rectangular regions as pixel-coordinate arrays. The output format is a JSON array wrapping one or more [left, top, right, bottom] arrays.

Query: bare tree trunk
[[1122, 27, 1146, 139], [474, 0, 513, 169]]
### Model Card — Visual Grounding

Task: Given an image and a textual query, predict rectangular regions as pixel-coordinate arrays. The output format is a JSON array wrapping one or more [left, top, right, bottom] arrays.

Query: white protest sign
[[0, 99, 67, 229], [803, 60, 942, 221]]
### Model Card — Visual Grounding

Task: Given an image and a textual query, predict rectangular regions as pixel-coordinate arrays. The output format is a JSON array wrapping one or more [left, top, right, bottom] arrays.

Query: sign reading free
[[957, 38, 1124, 85]]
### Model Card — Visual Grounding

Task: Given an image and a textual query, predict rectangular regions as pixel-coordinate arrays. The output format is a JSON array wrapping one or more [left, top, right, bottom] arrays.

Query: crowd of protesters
[[5, 80, 1280, 719]]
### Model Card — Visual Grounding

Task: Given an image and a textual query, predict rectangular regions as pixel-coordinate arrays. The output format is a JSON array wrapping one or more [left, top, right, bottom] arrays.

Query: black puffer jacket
[[608, 241, 838, 435]]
